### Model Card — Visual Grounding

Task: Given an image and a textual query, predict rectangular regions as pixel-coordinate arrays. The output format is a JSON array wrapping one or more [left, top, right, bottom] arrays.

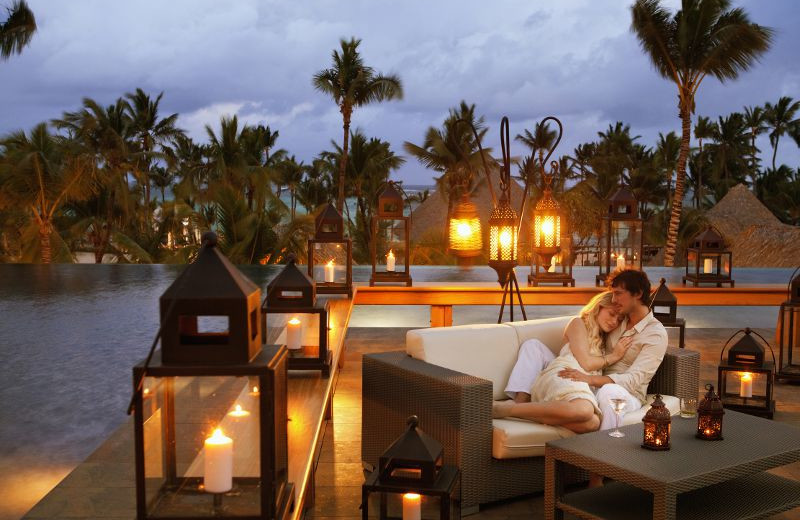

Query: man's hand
[[558, 368, 591, 383]]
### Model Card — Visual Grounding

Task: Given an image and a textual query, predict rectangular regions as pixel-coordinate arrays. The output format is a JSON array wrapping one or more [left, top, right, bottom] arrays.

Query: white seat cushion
[[491, 394, 680, 459], [406, 324, 519, 400], [504, 316, 572, 358]]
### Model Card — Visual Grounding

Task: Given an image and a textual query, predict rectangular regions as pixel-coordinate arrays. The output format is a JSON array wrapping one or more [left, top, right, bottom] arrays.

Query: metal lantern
[[371, 182, 412, 286], [448, 193, 482, 263], [682, 227, 734, 287], [642, 394, 671, 450], [777, 267, 800, 382], [528, 163, 575, 287], [649, 278, 685, 349], [308, 203, 353, 297], [133, 234, 292, 519], [263, 255, 331, 376], [488, 192, 518, 272], [696, 383, 725, 440], [717, 328, 776, 418], [361, 416, 461, 520], [596, 186, 644, 286]]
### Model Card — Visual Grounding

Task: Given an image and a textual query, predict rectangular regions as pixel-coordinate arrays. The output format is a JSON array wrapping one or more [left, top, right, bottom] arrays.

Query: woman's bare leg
[[560, 413, 601, 434], [508, 399, 596, 428]]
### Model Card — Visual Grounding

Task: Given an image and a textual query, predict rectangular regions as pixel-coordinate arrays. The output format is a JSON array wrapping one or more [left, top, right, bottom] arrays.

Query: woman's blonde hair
[[580, 291, 615, 356]]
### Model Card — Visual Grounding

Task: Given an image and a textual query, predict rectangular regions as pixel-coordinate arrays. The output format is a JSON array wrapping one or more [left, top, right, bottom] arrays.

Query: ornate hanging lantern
[[596, 185, 644, 286], [448, 193, 482, 263], [642, 394, 671, 450], [528, 161, 574, 287]]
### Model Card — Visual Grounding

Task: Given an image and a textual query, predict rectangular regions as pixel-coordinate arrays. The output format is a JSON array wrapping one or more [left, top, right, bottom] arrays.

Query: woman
[[492, 291, 631, 433]]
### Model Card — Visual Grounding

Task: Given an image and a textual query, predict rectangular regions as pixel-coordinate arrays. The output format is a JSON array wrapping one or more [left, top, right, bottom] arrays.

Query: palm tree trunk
[[338, 108, 351, 213], [39, 221, 52, 264], [772, 136, 779, 170], [664, 105, 691, 267]]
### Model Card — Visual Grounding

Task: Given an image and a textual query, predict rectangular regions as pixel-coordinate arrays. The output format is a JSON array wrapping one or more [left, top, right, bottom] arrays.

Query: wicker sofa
[[361, 316, 700, 515]]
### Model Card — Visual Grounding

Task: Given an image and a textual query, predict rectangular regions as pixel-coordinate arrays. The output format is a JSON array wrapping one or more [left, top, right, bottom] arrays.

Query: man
[[558, 269, 668, 430]]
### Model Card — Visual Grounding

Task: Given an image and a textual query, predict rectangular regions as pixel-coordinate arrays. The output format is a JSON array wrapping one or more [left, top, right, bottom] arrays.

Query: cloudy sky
[[2, 0, 798, 184]]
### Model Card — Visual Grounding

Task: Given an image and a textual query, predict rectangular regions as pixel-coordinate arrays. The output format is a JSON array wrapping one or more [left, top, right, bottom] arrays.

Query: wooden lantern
[[717, 328, 776, 418], [371, 182, 412, 286], [777, 268, 800, 382], [642, 394, 671, 450], [696, 384, 725, 440], [682, 227, 734, 287], [308, 203, 353, 297], [448, 194, 482, 262], [160, 232, 262, 365], [596, 186, 644, 286]]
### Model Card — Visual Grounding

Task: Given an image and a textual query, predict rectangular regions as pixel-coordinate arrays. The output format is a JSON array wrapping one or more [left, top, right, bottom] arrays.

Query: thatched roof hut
[[705, 184, 800, 267]]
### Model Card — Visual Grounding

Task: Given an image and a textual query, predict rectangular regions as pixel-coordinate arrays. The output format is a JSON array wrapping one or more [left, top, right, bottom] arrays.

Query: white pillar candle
[[286, 317, 302, 350], [227, 404, 250, 420], [204, 428, 233, 494], [324, 260, 336, 283], [402, 493, 421, 520], [703, 258, 713, 274], [616, 254, 626, 270], [739, 372, 753, 398], [386, 250, 396, 272]]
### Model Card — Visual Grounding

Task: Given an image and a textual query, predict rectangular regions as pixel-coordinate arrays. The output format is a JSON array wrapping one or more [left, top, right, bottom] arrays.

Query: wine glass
[[608, 398, 627, 438]]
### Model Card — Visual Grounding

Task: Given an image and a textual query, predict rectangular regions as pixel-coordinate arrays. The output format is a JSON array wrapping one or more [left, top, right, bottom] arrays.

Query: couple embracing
[[493, 269, 668, 435]]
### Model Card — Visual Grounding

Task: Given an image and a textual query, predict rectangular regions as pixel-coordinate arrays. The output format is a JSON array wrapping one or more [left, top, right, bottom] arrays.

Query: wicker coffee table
[[545, 410, 800, 520]]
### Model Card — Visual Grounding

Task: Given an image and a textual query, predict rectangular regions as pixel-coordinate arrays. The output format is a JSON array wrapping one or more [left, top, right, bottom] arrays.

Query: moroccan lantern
[[642, 394, 671, 450], [683, 227, 734, 287], [777, 267, 800, 382], [717, 328, 776, 418], [596, 185, 644, 286], [528, 162, 574, 287], [696, 384, 725, 440], [487, 192, 518, 275], [448, 193, 482, 263]]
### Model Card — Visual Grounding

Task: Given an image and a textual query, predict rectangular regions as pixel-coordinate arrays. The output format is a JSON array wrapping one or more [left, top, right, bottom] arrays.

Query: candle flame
[[619, 254, 625, 261], [143, 388, 150, 395], [456, 222, 472, 238], [326, 259, 335, 267], [288, 317, 301, 325], [235, 404, 242, 412], [252, 386, 258, 393], [740, 372, 753, 381], [541, 219, 554, 237], [499, 229, 512, 247], [210, 428, 226, 441], [404, 493, 421, 500], [387, 249, 395, 259]]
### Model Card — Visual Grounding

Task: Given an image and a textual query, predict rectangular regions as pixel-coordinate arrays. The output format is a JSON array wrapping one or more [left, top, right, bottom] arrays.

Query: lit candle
[[704, 428, 712, 437], [541, 218, 554, 241], [248, 385, 259, 396], [739, 372, 753, 398], [227, 404, 250, 419], [286, 317, 302, 350], [386, 249, 396, 272], [456, 222, 472, 238], [402, 493, 421, 520], [703, 258, 713, 274], [324, 259, 335, 283], [204, 428, 233, 494], [616, 254, 626, 270]]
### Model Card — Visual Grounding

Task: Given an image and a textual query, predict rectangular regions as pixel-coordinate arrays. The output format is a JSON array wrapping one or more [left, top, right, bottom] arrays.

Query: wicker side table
[[545, 410, 800, 520]]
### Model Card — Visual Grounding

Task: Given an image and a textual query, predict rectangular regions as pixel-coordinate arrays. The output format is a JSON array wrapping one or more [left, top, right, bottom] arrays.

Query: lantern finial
[[407, 415, 419, 429]]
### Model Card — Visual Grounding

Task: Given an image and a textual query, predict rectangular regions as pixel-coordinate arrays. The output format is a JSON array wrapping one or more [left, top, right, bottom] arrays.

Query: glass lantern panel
[[610, 220, 641, 268], [779, 306, 800, 369], [311, 242, 349, 284], [266, 312, 325, 360], [722, 253, 731, 275], [142, 375, 261, 517], [699, 254, 720, 275], [364, 490, 459, 520], [687, 250, 698, 273], [720, 369, 769, 401], [375, 219, 408, 274]]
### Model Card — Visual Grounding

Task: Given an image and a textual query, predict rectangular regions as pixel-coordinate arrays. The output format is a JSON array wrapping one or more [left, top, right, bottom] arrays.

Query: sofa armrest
[[647, 347, 700, 400], [362, 351, 493, 510]]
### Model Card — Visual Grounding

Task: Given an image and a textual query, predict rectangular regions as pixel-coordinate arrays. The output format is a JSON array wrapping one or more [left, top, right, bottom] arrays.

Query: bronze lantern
[[682, 227, 734, 287], [649, 278, 686, 349], [263, 255, 331, 376], [777, 267, 800, 382], [133, 233, 293, 519], [596, 186, 644, 286], [717, 328, 776, 418], [361, 416, 461, 520], [528, 163, 574, 287], [642, 394, 671, 450], [370, 182, 412, 286], [308, 203, 353, 298], [696, 383, 725, 440], [488, 192, 518, 276], [448, 193, 482, 264]]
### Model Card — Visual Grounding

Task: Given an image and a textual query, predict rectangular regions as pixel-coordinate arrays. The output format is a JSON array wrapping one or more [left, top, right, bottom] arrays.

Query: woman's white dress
[[529, 342, 602, 417]]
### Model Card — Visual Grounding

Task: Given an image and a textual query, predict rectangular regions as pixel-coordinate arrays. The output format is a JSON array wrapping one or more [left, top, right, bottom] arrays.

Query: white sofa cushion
[[503, 316, 572, 358], [406, 324, 519, 400], [491, 394, 681, 459]]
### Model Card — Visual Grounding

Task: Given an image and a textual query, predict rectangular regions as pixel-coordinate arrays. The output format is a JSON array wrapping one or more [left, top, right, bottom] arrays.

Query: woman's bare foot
[[492, 400, 515, 419]]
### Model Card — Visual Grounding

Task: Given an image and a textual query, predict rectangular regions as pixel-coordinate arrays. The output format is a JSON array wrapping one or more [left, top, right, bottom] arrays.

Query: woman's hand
[[558, 368, 591, 383], [609, 336, 633, 364]]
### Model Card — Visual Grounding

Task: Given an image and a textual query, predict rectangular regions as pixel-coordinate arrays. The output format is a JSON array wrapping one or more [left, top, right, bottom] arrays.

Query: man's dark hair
[[607, 269, 651, 305]]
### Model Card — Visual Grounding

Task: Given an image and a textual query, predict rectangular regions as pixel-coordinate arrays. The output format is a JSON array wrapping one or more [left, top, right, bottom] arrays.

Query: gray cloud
[[1, 0, 798, 184]]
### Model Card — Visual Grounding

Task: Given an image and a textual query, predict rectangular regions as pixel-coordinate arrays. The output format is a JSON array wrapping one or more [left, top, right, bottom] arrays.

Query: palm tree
[[276, 155, 305, 220], [742, 105, 765, 186], [1, 0, 35, 60], [313, 37, 403, 213], [764, 96, 800, 170], [693, 115, 716, 206], [516, 121, 557, 173], [630, 0, 772, 266], [706, 112, 750, 198], [0, 124, 95, 262], [654, 131, 680, 208]]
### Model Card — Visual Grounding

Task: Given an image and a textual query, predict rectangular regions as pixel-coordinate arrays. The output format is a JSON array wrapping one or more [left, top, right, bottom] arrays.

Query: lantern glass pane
[[311, 242, 348, 284], [363, 491, 457, 520], [610, 220, 641, 268], [688, 250, 698, 273], [720, 369, 768, 400], [266, 312, 324, 359], [142, 375, 262, 517], [700, 254, 720, 275], [489, 224, 518, 262], [723, 254, 731, 275], [779, 305, 800, 372], [375, 218, 408, 274]]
